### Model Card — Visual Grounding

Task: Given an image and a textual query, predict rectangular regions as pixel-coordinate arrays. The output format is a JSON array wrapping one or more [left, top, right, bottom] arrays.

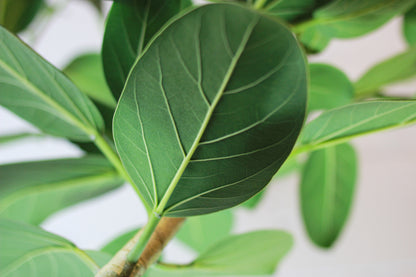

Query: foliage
[[0, 0, 415, 276]]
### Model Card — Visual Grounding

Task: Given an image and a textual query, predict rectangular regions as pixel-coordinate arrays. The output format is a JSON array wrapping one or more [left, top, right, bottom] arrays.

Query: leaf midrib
[[154, 15, 260, 215]]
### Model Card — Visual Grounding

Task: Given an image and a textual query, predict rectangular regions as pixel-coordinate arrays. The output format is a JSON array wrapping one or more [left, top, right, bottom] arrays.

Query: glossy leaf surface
[[0, 26, 104, 141], [114, 3, 307, 216], [0, 156, 123, 224], [176, 210, 233, 253], [300, 143, 357, 247], [0, 219, 104, 276], [102, 0, 192, 99], [301, 101, 416, 148], [404, 5, 416, 45], [146, 230, 293, 277], [355, 48, 416, 96], [308, 63, 353, 111], [0, 0, 43, 33], [63, 53, 116, 108]]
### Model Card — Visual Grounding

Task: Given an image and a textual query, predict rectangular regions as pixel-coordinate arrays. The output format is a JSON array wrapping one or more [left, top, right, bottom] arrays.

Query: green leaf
[[0, 0, 44, 33], [355, 48, 416, 97], [113, 3, 307, 217], [102, 0, 192, 99], [0, 219, 104, 276], [308, 63, 354, 111], [404, 5, 416, 45], [0, 156, 123, 225], [264, 0, 315, 22], [300, 143, 357, 247], [0, 132, 42, 145], [63, 53, 116, 108], [146, 230, 293, 277], [0, 26, 104, 141], [300, 100, 416, 149], [101, 228, 139, 256], [176, 210, 233, 253], [299, 0, 415, 50]]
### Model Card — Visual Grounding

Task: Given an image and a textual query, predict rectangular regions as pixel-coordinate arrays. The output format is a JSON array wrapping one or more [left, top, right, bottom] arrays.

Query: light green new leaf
[[176, 210, 233, 253], [404, 5, 416, 45], [63, 53, 116, 108], [355, 48, 416, 97], [0, 0, 44, 33], [301, 100, 416, 149], [0, 219, 109, 276], [146, 230, 293, 277], [0, 26, 104, 141], [300, 143, 357, 247], [0, 156, 123, 225], [114, 4, 307, 217], [299, 0, 415, 50], [309, 63, 354, 111], [101, 228, 139, 255], [264, 0, 315, 21], [102, 0, 192, 99]]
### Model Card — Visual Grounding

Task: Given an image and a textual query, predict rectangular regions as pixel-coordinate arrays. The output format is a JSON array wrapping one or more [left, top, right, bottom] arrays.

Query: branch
[[95, 217, 185, 277]]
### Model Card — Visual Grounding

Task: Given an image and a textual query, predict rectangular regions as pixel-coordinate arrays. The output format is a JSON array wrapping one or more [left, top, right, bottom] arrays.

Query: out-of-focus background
[[0, 1, 415, 276]]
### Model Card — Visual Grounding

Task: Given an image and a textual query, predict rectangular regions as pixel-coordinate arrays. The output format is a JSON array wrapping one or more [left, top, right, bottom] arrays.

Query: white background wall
[[0, 1, 415, 276]]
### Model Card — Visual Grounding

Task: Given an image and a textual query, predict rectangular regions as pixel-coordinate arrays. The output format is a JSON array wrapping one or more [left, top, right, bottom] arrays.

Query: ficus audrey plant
[[0, 0, 416, 276]]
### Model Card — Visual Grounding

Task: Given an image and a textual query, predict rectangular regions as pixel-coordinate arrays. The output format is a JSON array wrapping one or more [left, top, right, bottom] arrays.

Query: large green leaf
[[300, 100, 416, 149], [0, 156, 123, 225], [308, 63, 354, 111], [176, 210, 233, 253], [404, 5, 416, 45], [300, 143, 357, 247], [146, 230, 293, 277], [299, 0, 415, 50], [355, 48, 416, 97], [63, 53, 116, 108], [0, 0, 44, 33], [0, 219, 107, 276], [113, 3, 307, 217], [102, 0, 192, 99], [0, 26, 104, 141]]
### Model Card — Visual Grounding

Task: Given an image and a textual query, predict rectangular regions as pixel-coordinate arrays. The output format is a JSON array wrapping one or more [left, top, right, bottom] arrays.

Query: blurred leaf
[[87, 0, 102, 13], [309, 63, 354, 111], [0, 156, 123, 225], [264, 0, 315, 21], [404, 5, 416, 45], [63, 53, 116, 108], [0, 26, 104, 141], [84, 250, 112, 267], [299, 0, 414, 51], [355, 48, 416, 97], [0, 219, 105, 276], [0, 0, 44, 33], [114, 4, 307, 217], [101, 228, 139, 256], [300, 143, 357, 247], [146, 230, 293, 277], [300, 100, 416, 149], [176, 210, 233, 253], [102, 0, 192, 99], [0, 132, 41, 145]]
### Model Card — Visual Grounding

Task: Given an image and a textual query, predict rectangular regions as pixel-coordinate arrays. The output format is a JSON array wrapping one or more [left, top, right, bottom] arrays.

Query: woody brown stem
[[95, 217, 185, 277]]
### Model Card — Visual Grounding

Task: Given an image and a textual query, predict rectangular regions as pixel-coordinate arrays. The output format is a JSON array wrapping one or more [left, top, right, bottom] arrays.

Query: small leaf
[[300, 143, 357, 247], [176, 210, 233, 253], [0, 219, 104, 276], [146, 230, 293, 276], [299, 0, 414, 50], [355, 48, 416, 97], [0, 26, 104, 141], [264, 0, 315, 22], [0, 0, 44, 33], [404, 5, 416, 45], [0, 132, 41, 145], [101, 228, 139, 256], [63, 53, 116, 108], [114, 3, 307, 217], [301, 100, 416, 148], [308, 63, 354, 111], [0, 156, 123, 225], [102, 0, 192, 99]]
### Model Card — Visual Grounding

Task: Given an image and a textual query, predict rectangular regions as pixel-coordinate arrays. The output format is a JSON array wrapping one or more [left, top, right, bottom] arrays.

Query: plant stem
[[254, 0, 267, 9], [127, 212, 161, 263]]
